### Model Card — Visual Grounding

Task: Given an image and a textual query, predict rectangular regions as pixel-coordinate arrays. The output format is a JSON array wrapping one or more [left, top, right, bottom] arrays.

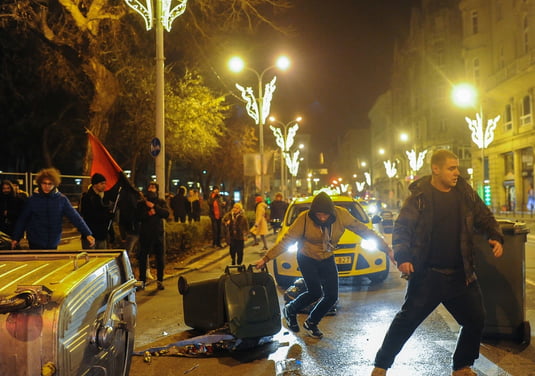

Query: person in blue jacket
[[11, 168, 95, 250]]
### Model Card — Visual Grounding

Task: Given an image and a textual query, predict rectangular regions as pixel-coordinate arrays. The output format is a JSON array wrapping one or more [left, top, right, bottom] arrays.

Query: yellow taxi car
[[272, 195, 389, 287]]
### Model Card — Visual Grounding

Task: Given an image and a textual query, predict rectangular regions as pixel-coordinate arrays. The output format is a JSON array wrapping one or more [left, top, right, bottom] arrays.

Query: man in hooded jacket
[[255, 191, 392, 338], [136, 182, 169, 290]]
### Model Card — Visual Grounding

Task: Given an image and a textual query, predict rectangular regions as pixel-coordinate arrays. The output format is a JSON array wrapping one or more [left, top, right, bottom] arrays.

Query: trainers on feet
[[157, 281, 165, 290], [282, 305, 299, 332], [452, 367, 477, 376], [303, 319, 323, 338], [371, 367, 387, 376]]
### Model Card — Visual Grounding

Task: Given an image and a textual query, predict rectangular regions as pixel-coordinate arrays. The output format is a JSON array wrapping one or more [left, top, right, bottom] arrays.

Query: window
[[504, 103, 513, 131], [439, 119, 447, 133], [471, 11, 479, 34], [473, 58, 480, 85], [498, 46, 505, 69], [524, 16, 529, 53], [521, 95, 532, 126]]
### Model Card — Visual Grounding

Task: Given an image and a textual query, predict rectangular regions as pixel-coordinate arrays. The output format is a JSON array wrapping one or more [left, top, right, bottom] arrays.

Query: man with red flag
[[86, 131, 143, 252], [79, 173, 114, 249]]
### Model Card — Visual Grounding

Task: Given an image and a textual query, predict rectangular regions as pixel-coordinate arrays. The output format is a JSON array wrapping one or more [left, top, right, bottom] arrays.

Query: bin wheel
[[521, 321, 531, 345], [178, 276, 189, 295]]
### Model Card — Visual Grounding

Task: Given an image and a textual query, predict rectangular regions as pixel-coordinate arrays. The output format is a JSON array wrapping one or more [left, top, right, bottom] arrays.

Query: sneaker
[[157, 281, 165, 290], [303, 319, 323, 338], [371, 367, 387, 376], [282, 305, 299, 332], [452, 367, 477, 376]]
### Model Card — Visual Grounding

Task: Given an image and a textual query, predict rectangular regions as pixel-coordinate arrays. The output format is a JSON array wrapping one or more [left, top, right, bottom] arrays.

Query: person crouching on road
[[223, 202, 249, 265], [136, 182, 169, 290], [255, 192, 393, 339]]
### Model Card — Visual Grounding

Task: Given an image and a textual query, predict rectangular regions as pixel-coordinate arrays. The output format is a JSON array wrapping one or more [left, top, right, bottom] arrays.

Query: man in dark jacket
[[371, 150, 504, 376], [11, 168, 95, 250], [137, 182, 169, 290], [269, 192, 288, 234], [0, 180, 24, 237], [170, 186, 187, 223], [80, 173, 113, 249]]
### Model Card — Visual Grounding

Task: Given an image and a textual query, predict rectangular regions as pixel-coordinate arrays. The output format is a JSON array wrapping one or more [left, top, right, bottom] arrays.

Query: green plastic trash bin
[[475, 220, 531, 344]]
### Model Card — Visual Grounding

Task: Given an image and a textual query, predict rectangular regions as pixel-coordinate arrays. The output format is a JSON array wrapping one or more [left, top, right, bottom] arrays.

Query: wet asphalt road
[[126, 232, 535, 376]]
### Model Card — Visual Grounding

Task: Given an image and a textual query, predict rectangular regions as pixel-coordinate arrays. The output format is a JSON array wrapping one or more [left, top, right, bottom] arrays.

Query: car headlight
[[287, 241, 299, 253], [361, 238, 378, 251]]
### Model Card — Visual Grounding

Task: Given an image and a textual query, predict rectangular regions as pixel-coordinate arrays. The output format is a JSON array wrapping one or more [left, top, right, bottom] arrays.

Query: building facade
[[459, 0, 535, 212], [370, 0, 471, 206]]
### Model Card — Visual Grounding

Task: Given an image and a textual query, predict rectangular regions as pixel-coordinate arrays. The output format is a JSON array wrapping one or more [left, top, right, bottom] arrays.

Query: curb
[[164, 237, 273, 281]]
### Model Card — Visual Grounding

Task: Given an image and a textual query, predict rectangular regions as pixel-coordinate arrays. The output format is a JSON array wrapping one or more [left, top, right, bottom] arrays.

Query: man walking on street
[[371, 150, 504, 376]]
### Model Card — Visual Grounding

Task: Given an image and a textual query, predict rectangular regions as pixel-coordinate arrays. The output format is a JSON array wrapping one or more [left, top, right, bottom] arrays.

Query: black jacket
[[80, 188, 112, 241], [137, 195, 169, 239], [393, 175, 504, 284]]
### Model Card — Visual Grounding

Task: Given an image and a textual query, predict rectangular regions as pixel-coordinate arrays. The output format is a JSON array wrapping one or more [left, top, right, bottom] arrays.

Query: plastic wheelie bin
[[474, 220, 531, 344]]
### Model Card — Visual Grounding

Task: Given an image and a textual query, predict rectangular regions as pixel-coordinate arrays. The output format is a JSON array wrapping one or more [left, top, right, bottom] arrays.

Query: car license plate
[[335, 256, 352, 265]]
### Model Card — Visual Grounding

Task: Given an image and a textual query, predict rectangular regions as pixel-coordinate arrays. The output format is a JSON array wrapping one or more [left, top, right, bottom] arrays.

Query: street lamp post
[[124, 0, 188, 198], [229, 56, 290, 195], [269, 116, 301, 199], [452, 83, 500, 201]]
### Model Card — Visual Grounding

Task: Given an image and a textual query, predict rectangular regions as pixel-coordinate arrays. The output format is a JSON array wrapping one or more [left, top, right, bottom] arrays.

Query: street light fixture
[[229, 55, 291, 195], [124, 0, 188, 198], [269, 116, 302, 199], [452, 83, 500, 201]]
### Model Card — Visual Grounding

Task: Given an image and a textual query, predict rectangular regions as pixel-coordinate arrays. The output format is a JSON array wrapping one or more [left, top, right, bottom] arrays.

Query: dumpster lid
[[497, 219, 530, 234]]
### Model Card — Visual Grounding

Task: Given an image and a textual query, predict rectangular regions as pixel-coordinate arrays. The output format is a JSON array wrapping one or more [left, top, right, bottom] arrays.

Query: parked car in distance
[[272, 195, 390, 288]]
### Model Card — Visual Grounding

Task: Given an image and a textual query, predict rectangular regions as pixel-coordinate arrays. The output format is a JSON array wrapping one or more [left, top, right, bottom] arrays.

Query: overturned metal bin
[[0, 250, 137, 376]]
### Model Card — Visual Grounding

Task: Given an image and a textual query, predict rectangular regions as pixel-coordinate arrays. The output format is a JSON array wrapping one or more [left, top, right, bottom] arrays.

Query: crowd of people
[[2, 169, 291, 287], [2, 150, 509, 374]]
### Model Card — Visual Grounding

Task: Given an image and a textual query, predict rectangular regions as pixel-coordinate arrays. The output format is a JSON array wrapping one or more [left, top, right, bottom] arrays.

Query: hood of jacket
[[308, 192, 336, 226]]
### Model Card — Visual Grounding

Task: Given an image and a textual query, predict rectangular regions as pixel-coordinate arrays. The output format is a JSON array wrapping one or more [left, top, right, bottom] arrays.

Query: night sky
[[255, 0, 418, 167]]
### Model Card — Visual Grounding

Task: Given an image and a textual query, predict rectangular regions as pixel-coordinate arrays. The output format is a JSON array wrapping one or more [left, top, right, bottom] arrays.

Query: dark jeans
[[211, 217, 222, 246], [287, 252, 339, 324], [138, 236, 165, 283], [229, 239, 244, 265], [374, 268, 485, 371]]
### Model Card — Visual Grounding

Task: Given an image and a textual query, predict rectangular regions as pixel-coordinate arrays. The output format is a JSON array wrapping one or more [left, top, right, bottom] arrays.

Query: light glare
[[452, 83, 478, 108], [276, 56, 291, 71], [228, 56, 245, 73]]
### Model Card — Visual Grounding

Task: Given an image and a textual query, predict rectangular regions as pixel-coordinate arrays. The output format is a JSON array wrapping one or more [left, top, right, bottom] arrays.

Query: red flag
[[87, 131, 122, 190]]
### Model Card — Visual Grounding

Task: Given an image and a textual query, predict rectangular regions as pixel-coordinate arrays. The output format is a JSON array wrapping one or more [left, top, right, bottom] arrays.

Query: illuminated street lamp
[[452, 83, 500, 201], [124, 0, 187, 198], [269, 116, 301, 199], [229, 55, 291, 195], [451, 83, 500, 149]]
